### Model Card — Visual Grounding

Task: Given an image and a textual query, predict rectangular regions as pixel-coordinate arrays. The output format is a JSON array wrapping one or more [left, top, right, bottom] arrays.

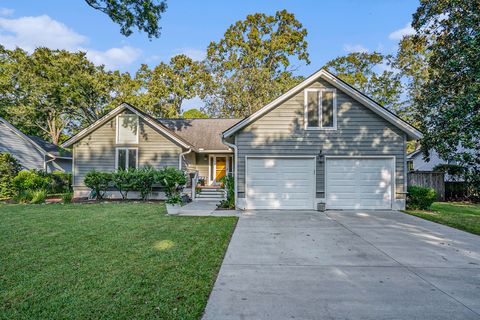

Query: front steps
[[195, 188, 225, 201]]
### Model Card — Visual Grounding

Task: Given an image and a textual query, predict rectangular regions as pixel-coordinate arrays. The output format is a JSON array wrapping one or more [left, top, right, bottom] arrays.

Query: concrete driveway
[[203, 210, 480, 320]]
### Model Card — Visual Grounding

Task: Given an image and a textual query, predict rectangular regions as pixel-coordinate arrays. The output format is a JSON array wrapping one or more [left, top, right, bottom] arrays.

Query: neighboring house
[[0, 117, 72, 172], [63, 69, 422, 210], [407, 148, 471, 182]]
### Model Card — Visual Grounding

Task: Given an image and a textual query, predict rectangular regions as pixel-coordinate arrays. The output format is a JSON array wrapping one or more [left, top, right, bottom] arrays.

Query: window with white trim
[[305, 89, 337, 129], [116, 148, 138, 170], [116, 114, 139, 143]]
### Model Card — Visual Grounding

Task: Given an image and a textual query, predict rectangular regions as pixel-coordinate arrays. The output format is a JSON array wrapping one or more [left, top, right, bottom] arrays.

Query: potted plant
[[157, 167, 187, 215], [165, 194, 182, 215]]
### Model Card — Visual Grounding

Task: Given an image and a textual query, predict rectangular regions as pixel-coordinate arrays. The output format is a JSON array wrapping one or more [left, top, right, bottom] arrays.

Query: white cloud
[[178, 48, 206, 61], [86, 46, 142, 70], [0, 14, 141, 69], [0, 15, 87, 51], [389, 23, 415, 40], [0, 8, 14, 16], [343, 44, 369, 53]]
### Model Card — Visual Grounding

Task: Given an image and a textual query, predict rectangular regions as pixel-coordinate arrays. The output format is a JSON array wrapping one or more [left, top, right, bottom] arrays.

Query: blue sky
[[0, 0, 419, 110]]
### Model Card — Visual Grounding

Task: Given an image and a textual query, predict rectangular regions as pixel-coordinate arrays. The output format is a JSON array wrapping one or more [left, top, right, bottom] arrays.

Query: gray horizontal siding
[[236, 79, 407, 198], [0, 122, 45, 170], [73, 111, 182, 189]]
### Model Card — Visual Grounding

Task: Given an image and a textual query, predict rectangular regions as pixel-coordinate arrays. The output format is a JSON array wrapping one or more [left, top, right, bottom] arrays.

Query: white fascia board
[[222, 69, 423, 140]]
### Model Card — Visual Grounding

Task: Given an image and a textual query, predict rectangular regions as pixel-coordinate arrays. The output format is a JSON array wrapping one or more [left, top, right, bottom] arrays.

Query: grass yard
[[0, 203, 237, 320], [404, 202, 480, 235]]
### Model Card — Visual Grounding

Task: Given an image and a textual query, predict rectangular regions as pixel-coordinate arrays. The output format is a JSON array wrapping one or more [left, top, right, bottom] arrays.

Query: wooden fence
[[445, 181, 469, 200], [407, 171, 445, 201]]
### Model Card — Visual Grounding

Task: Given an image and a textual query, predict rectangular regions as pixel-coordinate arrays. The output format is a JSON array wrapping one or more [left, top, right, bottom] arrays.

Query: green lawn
[[0, 203, 237, 320], [404, 202, 480, 235]]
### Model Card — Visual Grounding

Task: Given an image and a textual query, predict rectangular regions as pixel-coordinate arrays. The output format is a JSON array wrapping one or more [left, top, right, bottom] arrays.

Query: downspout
[[179, 148, 192, 170], [221, 135, 238, 208]]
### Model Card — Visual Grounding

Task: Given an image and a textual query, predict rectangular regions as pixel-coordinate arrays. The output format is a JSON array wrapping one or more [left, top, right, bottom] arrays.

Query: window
[[116, 148, 138, 170], [116, 114, 139, 144], [304, 89, 336, 129]]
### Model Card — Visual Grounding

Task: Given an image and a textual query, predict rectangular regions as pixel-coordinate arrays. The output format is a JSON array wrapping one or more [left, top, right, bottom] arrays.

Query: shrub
[[112, 169, 137, 200], [61, 192, 73, 204], [50, 171, 72, 193], [132, 167, 157, 200], [30, 190, 47, 204], [13, 191, 33, 204], [218, 174, 234, 209], [0, 152, 22, 199], [12, 170, 51, 194], [407, 186, 437, 210], [84, 170, 112, 200], [157, 167, 187, 204], [165, 194, 183, 205]]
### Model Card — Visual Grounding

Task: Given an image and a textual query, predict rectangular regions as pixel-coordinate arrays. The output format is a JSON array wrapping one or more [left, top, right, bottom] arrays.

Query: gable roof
[[159, 118, 241, 151], [62, 103, 194, 149], [222, 69, 423, 140], [0, 117, 71, 159], [28, 135, 72, 158]]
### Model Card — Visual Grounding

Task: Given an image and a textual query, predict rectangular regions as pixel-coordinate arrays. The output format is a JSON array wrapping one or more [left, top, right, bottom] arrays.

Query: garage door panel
[[326, 158, 393, 210], [246, 158, 315, 210], [328, 186, 357, 193]]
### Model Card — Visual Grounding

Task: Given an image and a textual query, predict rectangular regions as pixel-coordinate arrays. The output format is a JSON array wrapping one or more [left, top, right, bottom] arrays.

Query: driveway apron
[[203, 210, 480, 320]]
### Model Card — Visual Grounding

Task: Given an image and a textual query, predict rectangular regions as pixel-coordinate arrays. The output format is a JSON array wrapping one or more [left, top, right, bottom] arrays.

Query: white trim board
[[222, 69, 422, 140], [62, 103, 193, 150]]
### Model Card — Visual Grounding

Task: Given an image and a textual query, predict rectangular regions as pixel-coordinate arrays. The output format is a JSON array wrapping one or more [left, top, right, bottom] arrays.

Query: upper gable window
[[304, 89, 337, 130], [116, 114, 139, 144]]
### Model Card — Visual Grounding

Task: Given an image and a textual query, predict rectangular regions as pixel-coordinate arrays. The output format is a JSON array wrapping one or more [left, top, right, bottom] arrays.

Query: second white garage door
[[326, 157, 394, 210], [246, 157, 315, 210]]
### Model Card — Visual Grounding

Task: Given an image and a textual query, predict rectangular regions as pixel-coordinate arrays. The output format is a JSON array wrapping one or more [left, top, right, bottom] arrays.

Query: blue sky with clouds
[[0, 0, 419, 111]]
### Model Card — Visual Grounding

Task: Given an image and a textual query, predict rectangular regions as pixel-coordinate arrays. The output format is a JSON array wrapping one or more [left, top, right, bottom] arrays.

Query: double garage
[[245, 156, 395, 210]]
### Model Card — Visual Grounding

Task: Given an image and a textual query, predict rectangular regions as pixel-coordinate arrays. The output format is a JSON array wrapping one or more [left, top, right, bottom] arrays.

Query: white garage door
[[246, 157, 315, 210], [326, 158, 393, 210]]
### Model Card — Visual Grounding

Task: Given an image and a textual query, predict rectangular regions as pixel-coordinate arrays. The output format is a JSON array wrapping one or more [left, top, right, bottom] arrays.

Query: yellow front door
[[215, 157, 227, 182]]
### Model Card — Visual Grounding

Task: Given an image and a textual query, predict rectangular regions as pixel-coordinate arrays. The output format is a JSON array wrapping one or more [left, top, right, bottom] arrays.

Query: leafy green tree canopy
[[324, 52, 403, 115], [411, 0, 480, 192], [182, 109, 208, 119], [134, 54, 209, 118], [204, 10, 309, 117], [85, 0, 167, 38]]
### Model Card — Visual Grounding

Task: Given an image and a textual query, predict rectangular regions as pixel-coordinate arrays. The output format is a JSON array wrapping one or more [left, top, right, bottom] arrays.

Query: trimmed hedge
[[83, 167, 187, 201], [407, 186, 436, 210]]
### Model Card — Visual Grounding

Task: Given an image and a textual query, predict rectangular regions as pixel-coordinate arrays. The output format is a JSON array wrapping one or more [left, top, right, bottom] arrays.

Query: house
[[63, 69, 422, 210], [0, 117, 72, 172], [407, 148, 470, 182]]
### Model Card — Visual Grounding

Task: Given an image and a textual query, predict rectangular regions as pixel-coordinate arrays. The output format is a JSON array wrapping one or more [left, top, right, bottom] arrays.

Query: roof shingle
[[158, 118, 241, 151]]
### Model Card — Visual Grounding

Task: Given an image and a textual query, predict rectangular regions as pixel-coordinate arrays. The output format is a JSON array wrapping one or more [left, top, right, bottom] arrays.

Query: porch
[[184, 152, 234, 201]]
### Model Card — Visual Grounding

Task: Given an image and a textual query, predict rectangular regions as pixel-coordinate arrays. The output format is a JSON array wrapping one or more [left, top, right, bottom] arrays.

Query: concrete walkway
[[203, 210, 480, 320], [178, 200, 240, 216]]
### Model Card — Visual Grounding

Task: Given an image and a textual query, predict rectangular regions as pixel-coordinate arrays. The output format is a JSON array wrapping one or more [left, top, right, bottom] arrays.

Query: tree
[[393, 35, 431, 126], [135, 54, 208, 117], [182, 109, 208, 118], [324, 52, 403, 115], [0, 47, 98, 144], [203, 10, 309, 117], [411, 0, 480, 194], [85, 0, 167, 38], [0, 46, 139, 143]]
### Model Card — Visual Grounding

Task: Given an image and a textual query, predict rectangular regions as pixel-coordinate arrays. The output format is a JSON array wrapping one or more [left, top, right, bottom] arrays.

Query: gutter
[[221, 135, 238, 209], [179, 148, 192, 170]]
